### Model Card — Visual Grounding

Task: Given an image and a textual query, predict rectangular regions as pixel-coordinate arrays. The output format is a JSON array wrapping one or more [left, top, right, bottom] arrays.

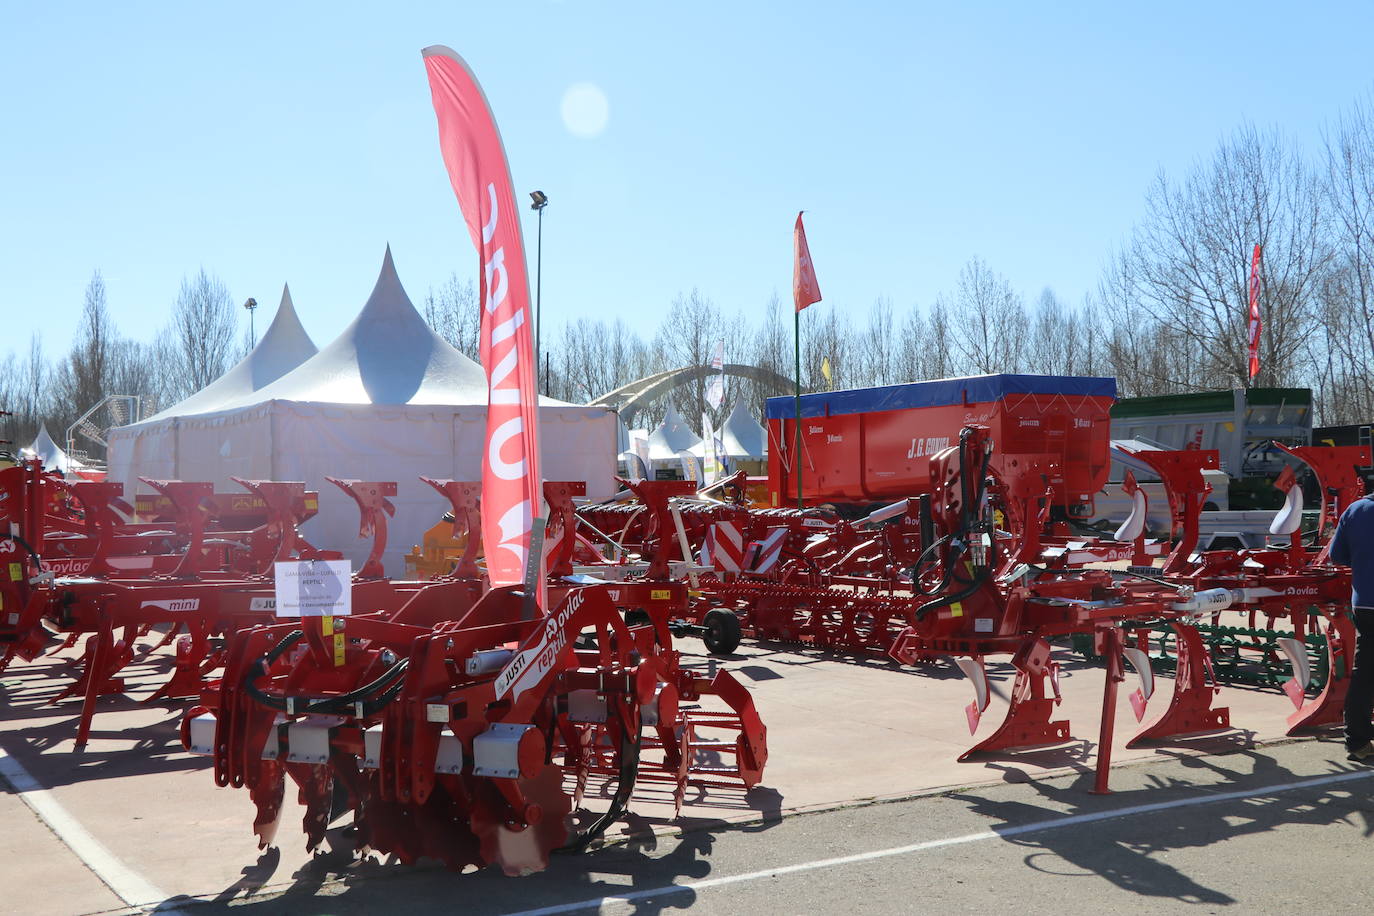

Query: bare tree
[[893, 305, 930, 383], [1315, 97, 1374, 421], [926, 298, 956, 379], [852, 297, 896, 387], [1123, 125, 1329, 390], [423, 273, 480, 360], [1069, 295, 1106, 378], [947, 257, 1026, 374], [2, 333, 52, 446], [651, 289, 745, 429], [108, 338, 167, 423], [548, 317, 652, 405], [171, 269, 238, 397], [61, 270, 113, 417], [802, 305, 854, 391], [742, 292, 792, 415], [1027, 288, 1071, 375]]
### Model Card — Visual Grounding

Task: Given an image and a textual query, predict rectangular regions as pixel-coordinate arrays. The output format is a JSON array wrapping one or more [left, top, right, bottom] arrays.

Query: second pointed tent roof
[[23, 422, 85, 473], [144, 284, 319, 420], [719, 399, 767, 458], [646, 401, 702, 460]]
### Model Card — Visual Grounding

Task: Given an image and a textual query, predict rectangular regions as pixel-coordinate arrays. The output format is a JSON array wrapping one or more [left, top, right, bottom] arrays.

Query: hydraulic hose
[[1, 533, 44, 575], [912, 557, 993, 622], [240, 628, 411, 717], [912, 427, 996, 619]]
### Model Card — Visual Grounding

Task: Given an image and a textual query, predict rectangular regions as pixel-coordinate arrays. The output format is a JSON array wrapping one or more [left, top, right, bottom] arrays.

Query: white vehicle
[[1092, 439, 1284, 550]]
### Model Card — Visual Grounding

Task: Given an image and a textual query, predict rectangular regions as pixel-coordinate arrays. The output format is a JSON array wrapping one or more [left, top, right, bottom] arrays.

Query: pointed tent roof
[[236, 247, 491, 406], [720, 399, 766, 458], [646, 401, 702, 460], [24, 422, 84, 473], [144, 283, 319, 421]]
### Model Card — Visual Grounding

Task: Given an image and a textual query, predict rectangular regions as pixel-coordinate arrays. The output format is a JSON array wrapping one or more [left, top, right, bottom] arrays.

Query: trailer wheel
[[702, 609, 742, 655]]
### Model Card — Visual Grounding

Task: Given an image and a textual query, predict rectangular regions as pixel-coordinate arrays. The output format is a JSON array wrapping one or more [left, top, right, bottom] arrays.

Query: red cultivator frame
[[0, 467, 417, 745], [187, 577, 766, 874]]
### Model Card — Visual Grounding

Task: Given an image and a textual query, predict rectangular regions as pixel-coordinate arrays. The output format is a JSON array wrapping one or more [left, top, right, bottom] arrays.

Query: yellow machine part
[[405, 520, 481, 579]]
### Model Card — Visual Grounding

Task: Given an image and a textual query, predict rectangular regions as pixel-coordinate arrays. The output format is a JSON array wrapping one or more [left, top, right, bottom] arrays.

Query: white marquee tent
[[108, 248, 615, 573]]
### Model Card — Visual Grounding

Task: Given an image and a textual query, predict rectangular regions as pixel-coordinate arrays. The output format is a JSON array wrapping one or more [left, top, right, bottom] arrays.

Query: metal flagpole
[[794, 308, 803, 510]]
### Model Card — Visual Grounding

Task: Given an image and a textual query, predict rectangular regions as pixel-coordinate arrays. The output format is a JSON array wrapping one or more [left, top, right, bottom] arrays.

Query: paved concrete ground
[[166, 736, 1370, 916], [0, 630, 1348, 915]]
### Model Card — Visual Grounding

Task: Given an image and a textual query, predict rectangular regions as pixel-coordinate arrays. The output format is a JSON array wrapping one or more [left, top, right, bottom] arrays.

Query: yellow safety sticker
[[950, 601, 964, 618], [321, 616, 345, 666], [8, 563, 21, 582], [651, 589, 672, 601]]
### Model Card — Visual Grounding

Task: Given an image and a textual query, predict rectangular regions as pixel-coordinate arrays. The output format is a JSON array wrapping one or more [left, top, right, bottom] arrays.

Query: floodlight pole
[[243, 298, 259, 347], [530, 191, 548, 393]]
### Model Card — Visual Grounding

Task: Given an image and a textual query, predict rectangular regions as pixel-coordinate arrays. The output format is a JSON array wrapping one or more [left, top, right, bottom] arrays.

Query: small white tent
[[23, 423, 88, 475], [644, 402, 702, 479], [691, 399, 766, 462], [108, 248, 615, 573], [646, 402, 701, 462], [719, 399, 766, 459]]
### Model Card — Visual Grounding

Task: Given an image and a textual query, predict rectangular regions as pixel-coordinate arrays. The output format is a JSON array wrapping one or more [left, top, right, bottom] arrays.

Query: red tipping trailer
[[765, 373, 1116, 516]]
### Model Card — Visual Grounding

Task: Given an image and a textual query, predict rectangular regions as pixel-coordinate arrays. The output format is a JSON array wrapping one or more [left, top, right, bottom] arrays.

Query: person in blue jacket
[[1330, 495, 1374, 761]]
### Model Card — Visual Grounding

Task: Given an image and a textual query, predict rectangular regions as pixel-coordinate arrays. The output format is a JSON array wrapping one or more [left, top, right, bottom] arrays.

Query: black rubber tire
[[701, 609, 742, 655]]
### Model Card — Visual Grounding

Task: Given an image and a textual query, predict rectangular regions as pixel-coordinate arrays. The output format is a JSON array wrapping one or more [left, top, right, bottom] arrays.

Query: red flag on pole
[[1247, 243, 1262, 380], [423, 46, 542, 591], [794, 212, 822, 312]]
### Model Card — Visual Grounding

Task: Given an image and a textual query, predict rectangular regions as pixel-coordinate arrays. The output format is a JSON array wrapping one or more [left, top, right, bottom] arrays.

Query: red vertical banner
[[1248, 243, 1262, 381], [794, 212, 822, 312], [423, 46, 542, 590]]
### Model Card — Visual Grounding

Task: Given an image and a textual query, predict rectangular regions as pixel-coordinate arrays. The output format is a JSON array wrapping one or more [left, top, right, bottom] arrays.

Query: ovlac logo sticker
[[140, 598, 200, 612], [495, 589, 586, 701], [44, 557, 91, 575]]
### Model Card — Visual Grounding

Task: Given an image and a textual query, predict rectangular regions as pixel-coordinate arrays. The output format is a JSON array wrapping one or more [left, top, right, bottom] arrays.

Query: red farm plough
[[180, 476, 768, 874]]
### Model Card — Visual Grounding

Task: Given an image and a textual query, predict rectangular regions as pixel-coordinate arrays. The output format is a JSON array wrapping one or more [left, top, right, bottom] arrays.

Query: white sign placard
[[273, 559, 352, 618]]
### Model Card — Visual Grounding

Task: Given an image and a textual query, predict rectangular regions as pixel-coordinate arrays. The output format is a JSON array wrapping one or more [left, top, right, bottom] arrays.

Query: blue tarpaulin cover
[[765, 374, 1117, 420]]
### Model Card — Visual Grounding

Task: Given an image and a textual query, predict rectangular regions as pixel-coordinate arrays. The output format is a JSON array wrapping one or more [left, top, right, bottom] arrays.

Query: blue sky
[[3, 2, 1372, 361]]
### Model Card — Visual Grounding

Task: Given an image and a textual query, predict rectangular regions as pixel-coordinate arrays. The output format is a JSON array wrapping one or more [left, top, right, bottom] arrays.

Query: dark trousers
[[1345, 607, 1374, 751]]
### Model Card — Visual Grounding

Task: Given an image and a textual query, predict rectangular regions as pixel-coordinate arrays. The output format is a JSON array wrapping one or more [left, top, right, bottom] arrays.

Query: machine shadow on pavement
[[949, 747, 1374, 907], [152, 786, 787, 916]]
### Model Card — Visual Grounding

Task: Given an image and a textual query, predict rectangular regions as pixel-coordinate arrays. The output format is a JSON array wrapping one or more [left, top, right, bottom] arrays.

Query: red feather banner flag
[[1247, 243, 1262, 380], [794, 212, 822, 312], [423, 46, 542, 591]]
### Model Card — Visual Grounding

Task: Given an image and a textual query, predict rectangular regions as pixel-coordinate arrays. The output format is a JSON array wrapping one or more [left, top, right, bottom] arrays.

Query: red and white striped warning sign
[[702, 521, 746, 572], [745, 528, 788, 574]]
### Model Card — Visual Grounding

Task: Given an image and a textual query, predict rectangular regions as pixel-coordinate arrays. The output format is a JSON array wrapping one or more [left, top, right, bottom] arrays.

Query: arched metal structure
[[588, 363, 792, 428]]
